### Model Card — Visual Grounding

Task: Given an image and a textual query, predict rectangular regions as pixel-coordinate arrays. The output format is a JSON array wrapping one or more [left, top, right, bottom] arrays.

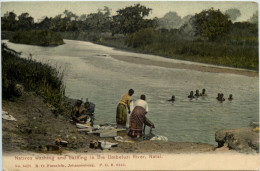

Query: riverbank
[[56, 32, 259, 76], [59, 31, 258, 71], [2, 91, 216, 154], [3, 90, 259, 155], [111, 54, 259, 77]]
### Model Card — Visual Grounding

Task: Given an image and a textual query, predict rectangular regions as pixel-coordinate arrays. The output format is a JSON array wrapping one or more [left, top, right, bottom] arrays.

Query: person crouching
[[128, 94, 154, 138]]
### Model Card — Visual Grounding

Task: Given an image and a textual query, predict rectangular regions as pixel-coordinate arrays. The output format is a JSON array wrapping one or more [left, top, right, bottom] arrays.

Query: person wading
[[116, 89, 134, 128]]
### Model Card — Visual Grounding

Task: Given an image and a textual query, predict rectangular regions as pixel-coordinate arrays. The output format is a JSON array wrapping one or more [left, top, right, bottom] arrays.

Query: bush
[[2, 43, 68, 115], [125, 28, 157, 48], [10, 30, 64, 46]]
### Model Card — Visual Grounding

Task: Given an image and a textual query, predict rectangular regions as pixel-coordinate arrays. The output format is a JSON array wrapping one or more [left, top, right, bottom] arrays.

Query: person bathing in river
[[116, 89, 134, 128], [200, 89, 207, 96], [128, 94, 154, 138], [228, 94, 233, 101], [188, 91, 195, 99], [216, 93, 221, 100], [217, 93, 225, 102], [194, 90, 200, 97], [167, 95, 175, 102]]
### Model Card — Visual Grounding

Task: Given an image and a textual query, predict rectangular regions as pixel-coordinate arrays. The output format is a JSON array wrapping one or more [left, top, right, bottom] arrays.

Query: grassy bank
[[2, 43, 68, 115], [59, 31, 258, 71], [1, 31, 15, 40], [10, 30, 64, 46]]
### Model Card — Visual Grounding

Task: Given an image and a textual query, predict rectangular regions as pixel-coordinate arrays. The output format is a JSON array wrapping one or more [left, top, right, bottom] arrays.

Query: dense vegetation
[[1, 5, 258, 70], [10, 30, 64, 46], [2, 43, 68, 115]]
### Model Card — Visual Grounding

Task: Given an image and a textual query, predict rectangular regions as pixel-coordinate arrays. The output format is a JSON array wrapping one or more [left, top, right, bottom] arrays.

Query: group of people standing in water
[[168, 88, 233, 102], [216, 93, 233, 102], [187, 88, 207, 99]]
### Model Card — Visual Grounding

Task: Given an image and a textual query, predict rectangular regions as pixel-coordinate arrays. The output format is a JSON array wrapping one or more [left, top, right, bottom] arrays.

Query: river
[[2, 39, 259, 145]]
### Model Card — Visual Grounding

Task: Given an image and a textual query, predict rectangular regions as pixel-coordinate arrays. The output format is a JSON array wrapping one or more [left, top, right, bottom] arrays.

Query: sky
[[0, 1, 258, 22]]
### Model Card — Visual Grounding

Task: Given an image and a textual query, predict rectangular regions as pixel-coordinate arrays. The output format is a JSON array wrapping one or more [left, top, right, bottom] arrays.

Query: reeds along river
[[3, 39, 259, 145]]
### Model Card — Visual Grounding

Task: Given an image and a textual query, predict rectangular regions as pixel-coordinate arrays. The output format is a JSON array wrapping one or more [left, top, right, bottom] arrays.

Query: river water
[[3, 39, 259, 145]]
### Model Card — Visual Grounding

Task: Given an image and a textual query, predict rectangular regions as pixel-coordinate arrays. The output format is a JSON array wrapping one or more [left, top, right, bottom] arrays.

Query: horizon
[[1, 1, 258, 22]]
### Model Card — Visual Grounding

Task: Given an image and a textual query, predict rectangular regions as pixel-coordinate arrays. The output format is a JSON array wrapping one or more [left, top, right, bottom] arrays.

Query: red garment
[[128, 106, 146, 137]]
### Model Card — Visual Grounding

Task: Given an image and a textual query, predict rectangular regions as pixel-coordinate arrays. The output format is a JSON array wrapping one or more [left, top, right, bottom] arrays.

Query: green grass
[[2, 43, 68, 115], [59, 30, 258, 70]]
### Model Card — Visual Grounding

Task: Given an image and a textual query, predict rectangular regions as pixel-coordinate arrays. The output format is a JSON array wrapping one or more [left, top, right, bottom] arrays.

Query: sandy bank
[[111, 54, 258, 77]]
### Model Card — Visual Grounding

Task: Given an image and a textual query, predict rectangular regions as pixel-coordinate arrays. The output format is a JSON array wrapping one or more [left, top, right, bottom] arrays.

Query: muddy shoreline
[[111, 55, 258, 77], [2, 91, 218, 154], [3, 90, 259, 155]]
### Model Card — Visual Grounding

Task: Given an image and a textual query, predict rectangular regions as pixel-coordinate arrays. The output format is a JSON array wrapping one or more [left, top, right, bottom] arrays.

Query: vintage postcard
[[1, 1, 259, 170]]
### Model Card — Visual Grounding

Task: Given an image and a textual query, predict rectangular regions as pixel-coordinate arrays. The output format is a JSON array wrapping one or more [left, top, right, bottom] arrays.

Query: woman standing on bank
[[128, 94, 154, 138], [116, 89, 134, 127]]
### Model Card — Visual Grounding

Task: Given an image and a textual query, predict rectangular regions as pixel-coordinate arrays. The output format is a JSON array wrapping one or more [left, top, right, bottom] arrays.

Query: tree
[[84, 7, 112, 32], [112, 4, 154, 35], [158, 11, 182, 30], [35, 17, 51, 30], [1, 11, 18, 31], [248, 11, 258, 24], [18, 13, 34, 30], [180, 15, 192, 26], [49, 15, 63, 31], [225, 8, 241, 22], [49, 10, 79, 32], [192, 8, 232, 41]]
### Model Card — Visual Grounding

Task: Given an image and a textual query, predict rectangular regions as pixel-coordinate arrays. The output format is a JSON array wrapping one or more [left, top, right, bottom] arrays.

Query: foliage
[[10, 30, 64, 46], [225, 8, 241, 21], [248, 11, 258, 24], [35, 17, 51, 30], [83, 7, 111, 32], [49, 10, 79, 32], [2, 43, 68, 115], [1, 6, 258, 70], [1, 12, 18, 31], [112, 4, 156, 35], [158, 11, 182, 29], [18, 13, 34, 30], [192, 8, 232, 41], [101, 25, 258, 70], [125, 28, 157, 48]]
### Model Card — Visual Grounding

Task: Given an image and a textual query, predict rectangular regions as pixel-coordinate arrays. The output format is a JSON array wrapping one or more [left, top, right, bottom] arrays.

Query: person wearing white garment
[[134, 95, 148, 113], [128, 94, 154, 138]]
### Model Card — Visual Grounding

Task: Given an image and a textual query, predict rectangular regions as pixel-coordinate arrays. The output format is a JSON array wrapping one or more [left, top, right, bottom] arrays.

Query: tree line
[[1, 4, 258, 41]]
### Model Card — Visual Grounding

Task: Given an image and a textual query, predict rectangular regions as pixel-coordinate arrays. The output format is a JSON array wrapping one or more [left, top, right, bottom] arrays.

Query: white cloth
[[150, 135, 168, 141], [130, 100, 135, 113], [135, 99, 149, 112]]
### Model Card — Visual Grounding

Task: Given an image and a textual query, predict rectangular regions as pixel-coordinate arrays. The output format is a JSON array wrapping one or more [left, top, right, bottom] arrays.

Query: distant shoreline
[[111, 54, 259, 77]]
